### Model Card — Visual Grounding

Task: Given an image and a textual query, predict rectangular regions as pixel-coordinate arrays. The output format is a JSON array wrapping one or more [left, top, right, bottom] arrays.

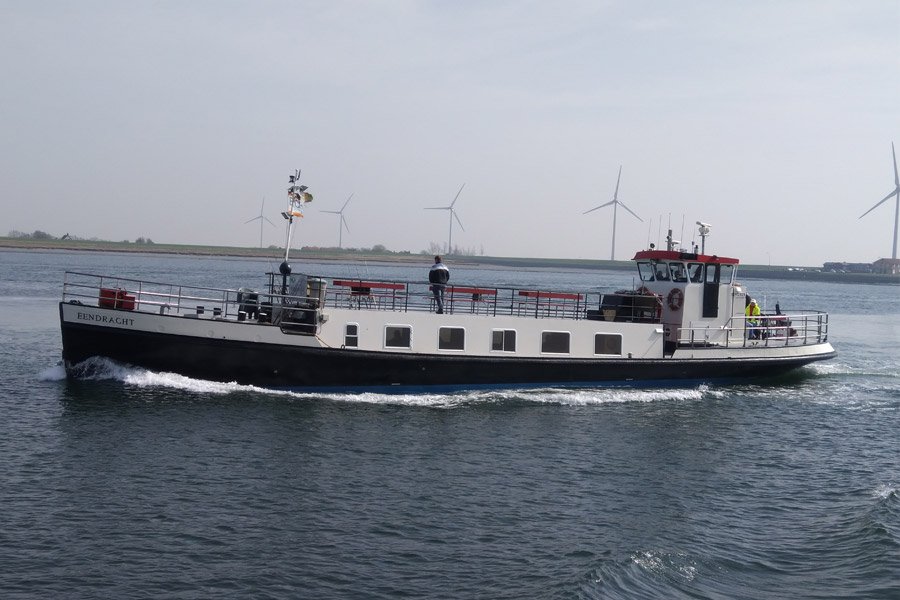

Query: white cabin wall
[[317, 308, 665, 359]]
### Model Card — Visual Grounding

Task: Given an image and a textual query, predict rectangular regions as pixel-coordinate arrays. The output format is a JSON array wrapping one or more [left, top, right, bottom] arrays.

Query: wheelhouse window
[[594, 333, 623, 356], [384, 325, 411, 349], [653, 261, 670, 281], [438, 327, 465, 351], [491, 329, 516, 352], [669, 262, 687, 282], [637, 262, 656, 282], [344, 323, 359, 348], [719, 264, 735, 284], [687, 263, 703, 282], [541, 331, 570, 354]]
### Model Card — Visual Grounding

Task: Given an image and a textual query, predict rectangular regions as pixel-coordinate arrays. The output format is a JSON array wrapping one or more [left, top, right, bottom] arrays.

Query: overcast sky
[[2, 1, 898, 266]]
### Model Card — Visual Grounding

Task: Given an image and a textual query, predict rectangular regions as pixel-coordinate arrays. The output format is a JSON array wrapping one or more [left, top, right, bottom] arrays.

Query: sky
[[2, 0, 898, 266]]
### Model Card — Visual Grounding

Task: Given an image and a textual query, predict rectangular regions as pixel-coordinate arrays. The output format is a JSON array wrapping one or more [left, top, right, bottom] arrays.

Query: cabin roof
[[632, 250, 740, 265]]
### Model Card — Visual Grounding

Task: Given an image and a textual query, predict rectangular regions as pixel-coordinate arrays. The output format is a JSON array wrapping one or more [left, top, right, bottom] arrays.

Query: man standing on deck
[[746, 298, 761, 339], [429, 256, 450, 314]]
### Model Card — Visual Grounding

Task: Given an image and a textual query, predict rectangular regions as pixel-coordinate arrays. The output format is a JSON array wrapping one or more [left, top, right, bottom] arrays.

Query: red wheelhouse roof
[[631, 250, 740, 265]]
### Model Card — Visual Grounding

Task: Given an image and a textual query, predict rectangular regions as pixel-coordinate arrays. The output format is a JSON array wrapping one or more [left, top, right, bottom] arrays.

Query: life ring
[[667, 288, 684, 311]]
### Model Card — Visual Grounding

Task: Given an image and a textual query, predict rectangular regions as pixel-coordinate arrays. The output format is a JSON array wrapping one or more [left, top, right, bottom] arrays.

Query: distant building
[[823, 259, 900, 276], [872, 258, 900, 276], [822, 261, 873, 274]]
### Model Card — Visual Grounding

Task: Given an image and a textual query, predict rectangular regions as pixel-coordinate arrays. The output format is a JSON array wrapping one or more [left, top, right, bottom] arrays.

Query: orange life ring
[[667, 288, 684, 311]]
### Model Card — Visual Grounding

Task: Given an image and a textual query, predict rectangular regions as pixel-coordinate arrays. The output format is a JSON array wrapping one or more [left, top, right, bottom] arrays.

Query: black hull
[[60, 315, 836, 391]]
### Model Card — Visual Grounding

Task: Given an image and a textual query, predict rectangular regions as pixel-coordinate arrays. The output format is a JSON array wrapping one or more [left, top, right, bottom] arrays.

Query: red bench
[[445, 286, 498, 314], [332, 279, 406, 309]]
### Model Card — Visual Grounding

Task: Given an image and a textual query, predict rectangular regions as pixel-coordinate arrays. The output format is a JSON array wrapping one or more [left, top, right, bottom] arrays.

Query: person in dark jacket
[[429, 255, 450, 313]]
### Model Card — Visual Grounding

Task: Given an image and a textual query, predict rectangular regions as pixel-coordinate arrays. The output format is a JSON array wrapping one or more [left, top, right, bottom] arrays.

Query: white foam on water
[[323, 391, 475, 408], [62, 358, 486, 406], [38, 363, 67, 381], [65, 357, 303, 398], [704, 385, 728, 399], [807, 362, 846, 376], [808, 360, 898, 380], [631, 550, 698, 582], [788, 376, 900, 410], [872, 484, 898, 500], [321, 384, 715, 408], [516, 384, 714, 406], [121, 369, 274, 396], [62, 357, 722, 407]]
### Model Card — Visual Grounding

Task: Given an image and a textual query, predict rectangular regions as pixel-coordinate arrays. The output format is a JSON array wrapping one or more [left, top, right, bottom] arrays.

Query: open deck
[[62, 271, 662, 324]]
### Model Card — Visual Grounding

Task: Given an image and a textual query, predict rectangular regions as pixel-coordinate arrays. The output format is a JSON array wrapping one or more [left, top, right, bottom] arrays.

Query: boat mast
[[275, 168, 314, 297], [280, 168, 314, 273]]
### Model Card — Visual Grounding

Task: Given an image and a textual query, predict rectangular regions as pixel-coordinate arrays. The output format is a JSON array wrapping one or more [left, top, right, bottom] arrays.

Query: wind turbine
[[583, 166, 643, 260], [321, 193, 353, 248], [859, 142, 900, 260], [244, 197, 275, 248], [425, 183, 465, 254]]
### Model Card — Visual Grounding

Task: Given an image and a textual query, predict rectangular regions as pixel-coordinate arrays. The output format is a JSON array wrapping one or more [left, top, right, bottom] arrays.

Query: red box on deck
[[99, 288, 135, 310]]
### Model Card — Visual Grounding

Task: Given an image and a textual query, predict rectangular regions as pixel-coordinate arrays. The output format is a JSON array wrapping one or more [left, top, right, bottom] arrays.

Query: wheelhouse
[[634, 250, 738, 287]]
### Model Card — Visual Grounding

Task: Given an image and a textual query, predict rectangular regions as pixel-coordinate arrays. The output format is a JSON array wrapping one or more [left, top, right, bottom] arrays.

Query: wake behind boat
[[59, 171, 835, 390]]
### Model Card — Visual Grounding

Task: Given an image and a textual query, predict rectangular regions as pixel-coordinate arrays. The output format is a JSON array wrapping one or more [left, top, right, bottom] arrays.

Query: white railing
[[63, 272, 234, 316], [677, 311, 829, 348], [63, 270, 668, 324]]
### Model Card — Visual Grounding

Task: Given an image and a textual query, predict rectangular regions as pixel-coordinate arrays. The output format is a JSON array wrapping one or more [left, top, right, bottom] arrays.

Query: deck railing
[[63, 271, 668, 325], [64, 272, 239, 317], [676, 311, 829, 348]]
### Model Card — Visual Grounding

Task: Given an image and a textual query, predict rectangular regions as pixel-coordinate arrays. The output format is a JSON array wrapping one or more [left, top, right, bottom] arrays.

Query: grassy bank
[[1, 237, 896, 284]]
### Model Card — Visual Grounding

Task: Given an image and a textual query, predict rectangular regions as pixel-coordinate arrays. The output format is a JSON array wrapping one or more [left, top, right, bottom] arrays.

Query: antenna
[[244, 196, 275, 248], [424, 183, 466, 255], [321, 193, 354, 248], [583, 165, 643, 260], [859, 142, 900, 259]]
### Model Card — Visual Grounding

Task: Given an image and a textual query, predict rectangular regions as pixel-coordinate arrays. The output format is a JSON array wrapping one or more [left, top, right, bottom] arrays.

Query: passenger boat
[[59, 172, 836, 391]]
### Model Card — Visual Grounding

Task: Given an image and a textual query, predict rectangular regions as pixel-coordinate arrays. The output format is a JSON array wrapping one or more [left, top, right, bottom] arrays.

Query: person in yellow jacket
[[746, 298, 761, 339]]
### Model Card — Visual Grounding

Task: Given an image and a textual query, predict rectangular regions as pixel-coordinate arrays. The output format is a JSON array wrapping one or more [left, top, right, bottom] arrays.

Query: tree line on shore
[[8, 229, 486, 256], [8, 230, 156, 245]]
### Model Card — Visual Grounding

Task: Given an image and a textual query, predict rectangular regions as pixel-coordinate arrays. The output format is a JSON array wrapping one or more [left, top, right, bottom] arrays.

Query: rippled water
[[1, 250, 898, 599]]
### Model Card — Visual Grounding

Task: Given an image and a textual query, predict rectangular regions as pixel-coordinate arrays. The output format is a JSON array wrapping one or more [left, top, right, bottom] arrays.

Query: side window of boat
[[653, 261, 670, 281], [594, 333, 623, 356], [491, 329, 516, 352], [719, 264, 735, 284], [438, 327, 465, 351], [637, 262, 656, 282], [687, 263, 703, 282], [669, 262, 687, 282], [384, 325, 412, 349], [705, 264, 720, 284], [541, 331, 570, 354], [344, 323, 359, 348]]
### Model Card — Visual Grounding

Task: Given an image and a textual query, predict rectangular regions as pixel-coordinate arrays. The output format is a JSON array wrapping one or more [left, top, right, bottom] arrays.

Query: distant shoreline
[[1, 237, 897, 284]]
